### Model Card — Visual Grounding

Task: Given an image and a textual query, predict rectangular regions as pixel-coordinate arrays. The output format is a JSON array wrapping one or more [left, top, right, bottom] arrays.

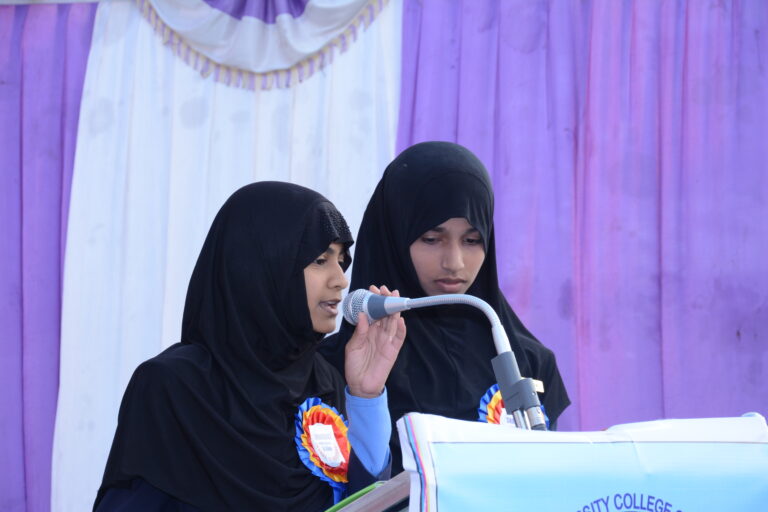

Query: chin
[[427, 288, 468, 296], [312, 321, 335, 334]]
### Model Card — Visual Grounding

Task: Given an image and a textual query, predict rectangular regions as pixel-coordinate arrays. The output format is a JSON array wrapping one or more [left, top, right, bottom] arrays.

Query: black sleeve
[[346, 449, 392, 496], [95, 478, 200, 512]]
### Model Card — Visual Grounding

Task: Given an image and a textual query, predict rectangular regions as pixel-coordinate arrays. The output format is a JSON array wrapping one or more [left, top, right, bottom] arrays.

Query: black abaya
[[96, 182, 368, 511]]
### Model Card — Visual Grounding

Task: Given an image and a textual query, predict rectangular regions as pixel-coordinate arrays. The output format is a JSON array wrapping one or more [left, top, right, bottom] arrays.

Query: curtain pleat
[[397, 0, 768, 431], [0, 5, 97, 512]]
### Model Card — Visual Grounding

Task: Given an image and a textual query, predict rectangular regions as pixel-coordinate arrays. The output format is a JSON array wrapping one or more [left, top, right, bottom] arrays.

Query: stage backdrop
[[0, 1, 766, 512]]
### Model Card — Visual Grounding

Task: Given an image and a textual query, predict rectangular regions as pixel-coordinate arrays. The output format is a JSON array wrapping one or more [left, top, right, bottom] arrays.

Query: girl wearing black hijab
[[94, 182, 406, 511], [320, 142, 570, 472]]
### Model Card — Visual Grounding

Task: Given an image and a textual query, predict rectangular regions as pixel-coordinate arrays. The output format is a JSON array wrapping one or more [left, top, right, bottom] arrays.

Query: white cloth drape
[[51, 0, 401, 509], [151, 0, 373, 71]]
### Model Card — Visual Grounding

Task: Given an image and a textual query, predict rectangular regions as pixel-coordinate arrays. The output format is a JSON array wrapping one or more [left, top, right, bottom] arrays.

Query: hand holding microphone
[[343, 288, 548, 431], [344, 286, 407, 399]]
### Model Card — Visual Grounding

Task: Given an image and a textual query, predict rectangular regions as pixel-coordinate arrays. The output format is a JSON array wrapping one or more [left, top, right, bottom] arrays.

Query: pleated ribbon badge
[[295, 397, 350, 502]]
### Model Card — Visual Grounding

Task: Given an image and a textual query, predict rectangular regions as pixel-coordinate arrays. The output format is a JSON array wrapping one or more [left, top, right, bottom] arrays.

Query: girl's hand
[[344, 285, 407, 398]]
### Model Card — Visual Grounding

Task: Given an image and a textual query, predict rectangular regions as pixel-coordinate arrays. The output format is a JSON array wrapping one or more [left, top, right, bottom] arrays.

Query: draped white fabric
[[151, 0, 373, 71], [51, 0, 402, 509]]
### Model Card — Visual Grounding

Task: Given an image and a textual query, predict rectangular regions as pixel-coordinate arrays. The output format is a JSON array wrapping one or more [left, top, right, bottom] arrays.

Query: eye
[[420, 235, 439, 244], [314, 257, 328, 266], [464, 237, 483, 246]]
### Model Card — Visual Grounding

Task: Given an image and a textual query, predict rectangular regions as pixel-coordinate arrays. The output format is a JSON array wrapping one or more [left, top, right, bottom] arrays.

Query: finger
[[368, 284, 380, 294], [371, 310, 391, 340], [376, 315, 393, 337], [369, 310, 388, 337], [385, 309, 398, 339], [395, 317, 407, 348], [351, 312, 369, 344], [381, 285, 391, 296], [391, 290, 402, 321]]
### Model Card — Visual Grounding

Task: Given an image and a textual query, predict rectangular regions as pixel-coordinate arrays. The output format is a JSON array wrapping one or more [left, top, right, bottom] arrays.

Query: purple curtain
[[398, 0, 768, 431], [0, 4, 96, 511]]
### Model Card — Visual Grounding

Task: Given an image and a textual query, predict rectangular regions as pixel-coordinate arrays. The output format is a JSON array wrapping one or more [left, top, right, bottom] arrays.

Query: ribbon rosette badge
[[295, 397, 350, 500], [478, 383, 549, 428], [478, 383, 515, 425]]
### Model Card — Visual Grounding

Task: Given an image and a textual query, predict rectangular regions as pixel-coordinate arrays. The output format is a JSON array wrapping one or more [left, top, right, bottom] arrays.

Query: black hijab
[[320, 142, 570, 469], [95, 182, 354, 511]]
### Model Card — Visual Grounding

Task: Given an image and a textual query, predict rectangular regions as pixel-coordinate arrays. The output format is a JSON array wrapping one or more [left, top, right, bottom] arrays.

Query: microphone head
[[342, 289, 371, 325]]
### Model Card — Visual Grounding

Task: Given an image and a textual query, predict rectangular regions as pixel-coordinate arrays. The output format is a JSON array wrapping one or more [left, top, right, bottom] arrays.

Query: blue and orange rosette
[[295, 397, 350, 502], [478, 383, 549, 427], [478, 383, 507, 424]]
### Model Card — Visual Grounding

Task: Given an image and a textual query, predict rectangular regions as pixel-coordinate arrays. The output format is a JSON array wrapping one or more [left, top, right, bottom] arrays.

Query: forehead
[[427, 217, 478, 232], [322, 242, 346, 255]]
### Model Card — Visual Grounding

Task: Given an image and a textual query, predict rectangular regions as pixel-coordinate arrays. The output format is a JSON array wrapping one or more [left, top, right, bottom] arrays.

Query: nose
[[441, 241, 464, 273], [330, 262, 349, 290]]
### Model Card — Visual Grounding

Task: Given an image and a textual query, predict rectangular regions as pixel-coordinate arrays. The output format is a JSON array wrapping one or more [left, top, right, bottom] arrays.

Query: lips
[[434, 278, 466, 293], [319, 300, 340, 316]]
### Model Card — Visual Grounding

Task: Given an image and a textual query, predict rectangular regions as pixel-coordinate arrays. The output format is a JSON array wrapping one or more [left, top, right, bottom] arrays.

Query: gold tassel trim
[[135, 0, 390, 91]]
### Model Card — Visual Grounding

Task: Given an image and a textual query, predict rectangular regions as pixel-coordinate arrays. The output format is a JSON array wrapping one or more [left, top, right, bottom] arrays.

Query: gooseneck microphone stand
[[345, 291, 547, 431]]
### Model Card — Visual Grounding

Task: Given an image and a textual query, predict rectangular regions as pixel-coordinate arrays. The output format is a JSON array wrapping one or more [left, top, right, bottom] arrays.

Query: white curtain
[[51, 0, 402, 509]]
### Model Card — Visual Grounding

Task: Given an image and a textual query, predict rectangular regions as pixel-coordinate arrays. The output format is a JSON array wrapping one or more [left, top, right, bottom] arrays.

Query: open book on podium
[[334, 412, 768, 512]]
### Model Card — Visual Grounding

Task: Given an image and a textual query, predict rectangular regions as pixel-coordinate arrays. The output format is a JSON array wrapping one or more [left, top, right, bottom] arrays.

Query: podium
[[337, 412, 768, 511]]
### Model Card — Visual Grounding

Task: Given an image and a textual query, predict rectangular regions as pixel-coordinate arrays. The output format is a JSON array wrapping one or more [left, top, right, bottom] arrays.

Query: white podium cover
[[397, 412, 768, 511]]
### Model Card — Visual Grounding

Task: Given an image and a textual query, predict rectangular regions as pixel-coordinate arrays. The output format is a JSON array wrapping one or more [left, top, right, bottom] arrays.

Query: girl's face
[[303, 243, 349, 333], [409, 217, 485, 296]]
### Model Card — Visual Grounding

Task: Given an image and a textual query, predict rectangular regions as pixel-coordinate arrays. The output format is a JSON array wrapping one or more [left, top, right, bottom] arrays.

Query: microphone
[[340, 289, 548, 431], [342, 289, 410, 325]]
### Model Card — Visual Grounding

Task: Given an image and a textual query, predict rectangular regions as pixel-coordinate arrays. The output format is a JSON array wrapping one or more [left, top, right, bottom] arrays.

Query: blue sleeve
[[345, 387, 391, 476]]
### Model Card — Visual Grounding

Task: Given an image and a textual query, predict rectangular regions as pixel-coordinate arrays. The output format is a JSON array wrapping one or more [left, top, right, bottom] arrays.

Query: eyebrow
[[323, 246, 345, 259], [428, 226, 480, 235]]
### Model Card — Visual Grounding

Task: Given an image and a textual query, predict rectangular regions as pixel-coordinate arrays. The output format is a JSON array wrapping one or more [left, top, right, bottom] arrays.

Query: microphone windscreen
[[342, 289, 369, 325]]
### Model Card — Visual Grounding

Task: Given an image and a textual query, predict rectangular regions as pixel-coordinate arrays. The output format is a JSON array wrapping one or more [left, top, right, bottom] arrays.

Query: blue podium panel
[[397, 413, 768, 512]]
